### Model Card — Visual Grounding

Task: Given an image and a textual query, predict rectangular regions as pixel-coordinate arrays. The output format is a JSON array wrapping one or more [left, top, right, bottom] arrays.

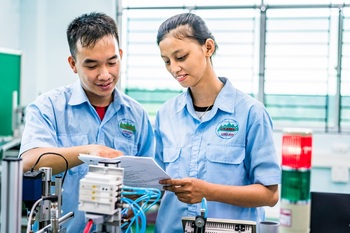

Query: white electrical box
[[79, 164, 124, 215], [182, 217, 256, 233]]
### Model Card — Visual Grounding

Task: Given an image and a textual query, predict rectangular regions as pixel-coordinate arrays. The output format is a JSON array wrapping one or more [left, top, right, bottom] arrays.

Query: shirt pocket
[[113, 136, 137, 156], [163, 147, 181, 178], [205, 145, 246, 185]]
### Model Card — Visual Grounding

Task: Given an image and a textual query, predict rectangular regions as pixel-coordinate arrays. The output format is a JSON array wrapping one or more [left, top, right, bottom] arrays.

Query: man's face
[[68, 35, 123, 106]]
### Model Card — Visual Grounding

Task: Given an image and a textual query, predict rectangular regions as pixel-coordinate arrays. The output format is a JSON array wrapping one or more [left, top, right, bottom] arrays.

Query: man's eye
[[86, 65, 97, 69], [108, 62, 117, 66]]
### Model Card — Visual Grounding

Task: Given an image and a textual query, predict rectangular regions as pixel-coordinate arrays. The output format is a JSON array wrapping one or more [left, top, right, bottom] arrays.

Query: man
[[20, 12, 154, 232]]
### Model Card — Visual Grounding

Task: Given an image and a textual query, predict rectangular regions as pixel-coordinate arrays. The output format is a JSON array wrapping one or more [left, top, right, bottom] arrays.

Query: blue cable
[[123, 197, 146, 233], [120, 186, 162, 233], [121, 197, 146, 233], [201, 197, 208, 218]]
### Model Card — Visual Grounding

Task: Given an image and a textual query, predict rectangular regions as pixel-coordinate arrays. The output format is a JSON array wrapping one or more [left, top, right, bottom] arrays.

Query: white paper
[[78, 154, 170, 189]]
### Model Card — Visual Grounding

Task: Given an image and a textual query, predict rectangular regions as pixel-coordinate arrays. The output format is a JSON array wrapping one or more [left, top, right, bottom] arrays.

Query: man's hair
[[67, 12, 119, 59]]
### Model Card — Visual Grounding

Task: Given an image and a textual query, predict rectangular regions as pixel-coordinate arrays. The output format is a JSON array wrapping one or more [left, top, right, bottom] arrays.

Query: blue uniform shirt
[[20, 79, 155, 233], [154, 77, 281, 233]]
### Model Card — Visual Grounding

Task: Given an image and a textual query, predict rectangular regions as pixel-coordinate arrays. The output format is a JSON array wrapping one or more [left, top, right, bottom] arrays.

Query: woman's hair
[[157, 13, 218, 55], [66, 12, 120, 59]]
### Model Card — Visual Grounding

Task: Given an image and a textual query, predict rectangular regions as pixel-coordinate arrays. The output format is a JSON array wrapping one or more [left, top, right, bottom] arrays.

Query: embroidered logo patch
[[216, 119, 239, 139], [119, 119, 136, 138]]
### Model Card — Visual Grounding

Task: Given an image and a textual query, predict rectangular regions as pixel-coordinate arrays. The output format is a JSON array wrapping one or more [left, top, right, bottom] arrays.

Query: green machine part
[[0, 50, 21, 136]]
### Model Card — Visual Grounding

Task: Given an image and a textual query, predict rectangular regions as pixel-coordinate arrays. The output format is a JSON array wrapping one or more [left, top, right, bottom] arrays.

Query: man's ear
[[68, 56, 77, 73], [119, 48, 123, 60]]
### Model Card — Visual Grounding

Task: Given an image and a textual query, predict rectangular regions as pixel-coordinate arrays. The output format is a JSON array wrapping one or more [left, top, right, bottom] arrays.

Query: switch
[[331, 166, 349, 183]]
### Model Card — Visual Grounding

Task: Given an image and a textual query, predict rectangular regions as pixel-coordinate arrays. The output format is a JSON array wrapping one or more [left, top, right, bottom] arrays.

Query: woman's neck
[[191, 76, 224, 107]]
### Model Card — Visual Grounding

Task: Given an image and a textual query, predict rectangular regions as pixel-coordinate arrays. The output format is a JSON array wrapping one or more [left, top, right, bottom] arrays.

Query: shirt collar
[[68, 79, 89, 106], [215, 77, 236, 114], [68, 79, 129, 110]]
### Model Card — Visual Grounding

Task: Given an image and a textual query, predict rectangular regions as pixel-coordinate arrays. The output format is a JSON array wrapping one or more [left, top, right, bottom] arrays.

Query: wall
[[0, 0, 20, 49], [0, 0, 116, 106]]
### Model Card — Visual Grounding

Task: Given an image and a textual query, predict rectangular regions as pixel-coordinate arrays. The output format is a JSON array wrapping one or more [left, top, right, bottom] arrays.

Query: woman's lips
[[176, 74, 187, 82]]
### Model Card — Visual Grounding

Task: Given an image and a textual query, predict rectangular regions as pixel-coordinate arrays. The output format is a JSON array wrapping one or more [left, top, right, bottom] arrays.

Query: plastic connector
[[43, 195, 58, 202]]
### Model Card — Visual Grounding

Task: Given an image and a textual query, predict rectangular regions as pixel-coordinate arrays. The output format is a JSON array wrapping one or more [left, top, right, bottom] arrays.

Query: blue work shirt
[[154, 77, 281, 233], [20, 79, 155, 233]]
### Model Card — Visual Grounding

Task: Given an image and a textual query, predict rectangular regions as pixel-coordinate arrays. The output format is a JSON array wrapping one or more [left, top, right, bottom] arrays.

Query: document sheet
[[78, 154, 170, 190]]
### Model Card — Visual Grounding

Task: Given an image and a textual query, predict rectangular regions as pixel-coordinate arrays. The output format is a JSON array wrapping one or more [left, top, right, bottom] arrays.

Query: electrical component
[[193, 198, 208, 233], [50, 202, 59, 233], [182, 217, 257, 233], [182, 198, 256, 233], [79, 161, 124, 233], [79, 160, 162, 233], [22, 170, 43, 209], [24, 167, 74, 233], [79, 169, 123, 215]]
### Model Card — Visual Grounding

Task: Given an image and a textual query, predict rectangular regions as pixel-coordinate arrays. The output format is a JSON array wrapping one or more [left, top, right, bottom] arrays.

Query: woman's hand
[[160, 178, 208, 204]]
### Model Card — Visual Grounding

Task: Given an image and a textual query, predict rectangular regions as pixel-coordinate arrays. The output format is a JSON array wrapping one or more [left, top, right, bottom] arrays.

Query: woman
[[154, 12, 281, 233]]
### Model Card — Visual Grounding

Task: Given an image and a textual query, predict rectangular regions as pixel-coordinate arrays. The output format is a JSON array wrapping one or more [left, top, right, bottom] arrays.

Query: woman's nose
[[169, 61, 181, 74]]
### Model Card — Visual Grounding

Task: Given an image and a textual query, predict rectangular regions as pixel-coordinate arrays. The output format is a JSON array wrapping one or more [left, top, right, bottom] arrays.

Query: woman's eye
[[177, 55, 186, 61]]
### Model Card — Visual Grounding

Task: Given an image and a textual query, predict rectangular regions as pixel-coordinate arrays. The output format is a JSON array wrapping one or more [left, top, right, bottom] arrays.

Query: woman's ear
[[205, 39, 215, 56]]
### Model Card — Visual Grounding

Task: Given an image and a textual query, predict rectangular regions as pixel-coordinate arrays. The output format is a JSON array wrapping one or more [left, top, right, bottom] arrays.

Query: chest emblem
[[216, 119, 239, 139], [119, 119, 136, 138]]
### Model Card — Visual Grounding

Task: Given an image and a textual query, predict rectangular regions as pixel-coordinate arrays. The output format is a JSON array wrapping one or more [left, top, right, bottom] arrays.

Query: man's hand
[[87, 144, 124, 158]]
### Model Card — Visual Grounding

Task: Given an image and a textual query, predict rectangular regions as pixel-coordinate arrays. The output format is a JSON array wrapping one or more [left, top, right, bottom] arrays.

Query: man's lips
[[97, 82, 112, 90]]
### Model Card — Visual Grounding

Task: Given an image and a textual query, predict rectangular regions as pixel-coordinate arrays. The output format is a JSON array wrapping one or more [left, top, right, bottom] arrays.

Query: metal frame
[[119, 2, 349, 133]]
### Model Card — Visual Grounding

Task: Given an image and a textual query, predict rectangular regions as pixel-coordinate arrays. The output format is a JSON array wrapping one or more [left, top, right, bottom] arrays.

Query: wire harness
[[121, 186, 161, 233]]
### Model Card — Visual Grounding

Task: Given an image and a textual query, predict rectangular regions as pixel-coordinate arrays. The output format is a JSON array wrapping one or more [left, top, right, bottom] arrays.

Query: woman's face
[[159, 35, 211, 88]]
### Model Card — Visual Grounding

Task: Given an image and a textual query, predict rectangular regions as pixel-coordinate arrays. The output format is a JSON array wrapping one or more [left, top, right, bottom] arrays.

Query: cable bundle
[[120, 186, 162, 233]]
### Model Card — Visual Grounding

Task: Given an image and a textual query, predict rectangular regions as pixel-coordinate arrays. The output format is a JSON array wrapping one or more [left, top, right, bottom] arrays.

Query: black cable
[[30, 152, 68, 185]]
